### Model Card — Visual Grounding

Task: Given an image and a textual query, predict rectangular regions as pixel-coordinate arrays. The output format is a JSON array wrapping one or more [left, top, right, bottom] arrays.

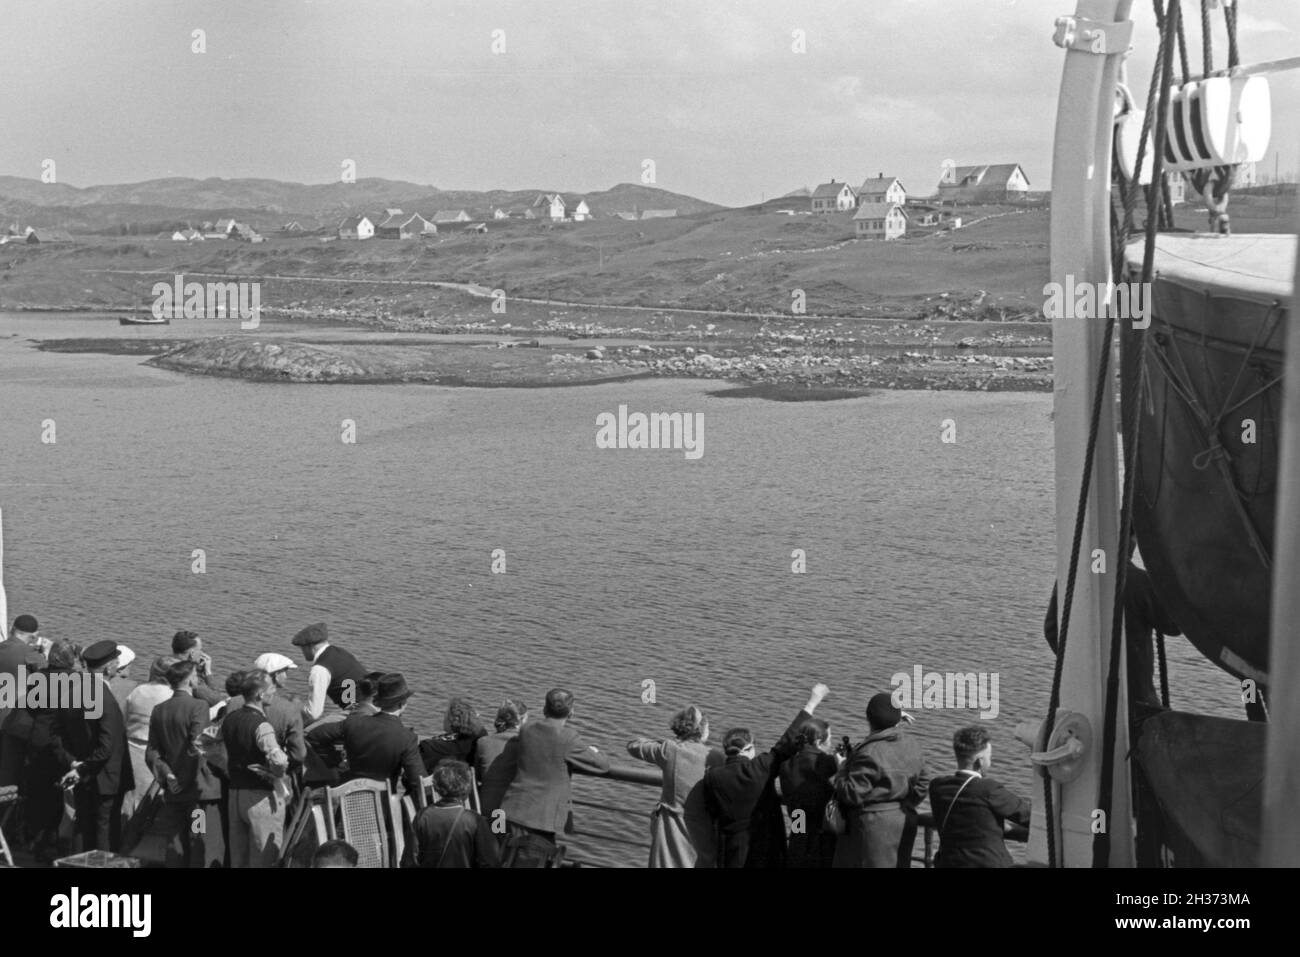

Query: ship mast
[[1032, 0, 1135, 867], [1264, 216, 1300, 866]]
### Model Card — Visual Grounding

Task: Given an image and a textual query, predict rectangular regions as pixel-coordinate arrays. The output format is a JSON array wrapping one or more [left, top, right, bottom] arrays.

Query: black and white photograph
[[0, 0, 1297, 933]]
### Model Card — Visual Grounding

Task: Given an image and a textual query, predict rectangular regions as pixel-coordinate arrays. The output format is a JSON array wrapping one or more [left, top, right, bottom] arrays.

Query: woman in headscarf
[[627, 705, 722, 868]]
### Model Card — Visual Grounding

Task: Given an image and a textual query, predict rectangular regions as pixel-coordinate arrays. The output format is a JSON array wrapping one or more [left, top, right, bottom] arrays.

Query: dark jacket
[[702, 709, 809, 868], [419, 724, 487, 774], [0, 637, 45, 736], [929, 771, 1031, 868], [499, 717, 610, 834], [831, 725, 929, 867], [779, 744, 838, 868], [475, 729, 520, 816], [146, 689, 222, 803], [48, 674, 134, 797], [401, 801, 501, 868], [315, 645, 367, 710], [312, 712, 423, 796]]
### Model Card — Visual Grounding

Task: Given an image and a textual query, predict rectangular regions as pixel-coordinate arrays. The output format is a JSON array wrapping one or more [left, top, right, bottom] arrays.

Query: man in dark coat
[[499, 689, 609, 844], [0, 614, 47, 788], [49, 639, 134, 852], [832, 692, 931, 868], [928, 725, 1031, 868], [703, 683, 829, 868], [146, 659, 225, 867], [309, 673, 423, 798]]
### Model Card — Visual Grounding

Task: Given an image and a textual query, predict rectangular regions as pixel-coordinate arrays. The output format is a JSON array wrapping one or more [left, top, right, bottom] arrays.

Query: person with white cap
[[225, 653, 307, 779], [109, 644, 139, 712]]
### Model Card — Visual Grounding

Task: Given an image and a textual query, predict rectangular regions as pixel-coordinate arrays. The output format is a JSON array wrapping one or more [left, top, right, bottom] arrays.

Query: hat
[[12, 614, 39, 634], [291, 622, 328, 647], [373, 673, 413, 710], [83, 639, 121, 670], [254, 652, 298, 674], [867, 692, 903, 730], [115, 645, 136, 669]]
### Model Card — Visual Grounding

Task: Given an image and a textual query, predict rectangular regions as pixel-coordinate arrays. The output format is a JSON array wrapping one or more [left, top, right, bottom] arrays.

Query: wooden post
[[0, 507, 7, 632], [1031, 0, 1135, 867], [1264, 221, 1300, 866]]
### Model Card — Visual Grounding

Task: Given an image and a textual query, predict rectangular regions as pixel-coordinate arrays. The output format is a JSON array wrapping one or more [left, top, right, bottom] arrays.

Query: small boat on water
[[119, 314, 170, 325]]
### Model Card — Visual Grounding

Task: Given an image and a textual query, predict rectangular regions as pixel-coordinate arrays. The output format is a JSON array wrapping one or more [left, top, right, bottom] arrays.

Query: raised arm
[[627, 738, 668, 767]]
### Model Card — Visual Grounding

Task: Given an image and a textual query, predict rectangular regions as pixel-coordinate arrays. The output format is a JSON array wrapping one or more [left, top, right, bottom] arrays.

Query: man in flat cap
[[225, 653, 307, 776], [0, 613, 47, 787], [291, 623, 367, 725], [49, 638, 134, 852]]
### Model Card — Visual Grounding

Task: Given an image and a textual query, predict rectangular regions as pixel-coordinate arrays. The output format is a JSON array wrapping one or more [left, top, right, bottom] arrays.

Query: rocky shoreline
[[130, 336, 1052, 394]]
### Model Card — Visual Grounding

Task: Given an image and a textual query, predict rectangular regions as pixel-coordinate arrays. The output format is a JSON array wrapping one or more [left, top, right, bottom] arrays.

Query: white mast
[[1030, 0, 1135, 867]]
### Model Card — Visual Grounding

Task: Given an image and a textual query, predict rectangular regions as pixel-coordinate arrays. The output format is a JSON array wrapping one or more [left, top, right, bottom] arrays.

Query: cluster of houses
[[333, 193, 678, 240], [808, 164, 1037, 240], [163, 218, 264, 243], [0, 224, 74, 244]]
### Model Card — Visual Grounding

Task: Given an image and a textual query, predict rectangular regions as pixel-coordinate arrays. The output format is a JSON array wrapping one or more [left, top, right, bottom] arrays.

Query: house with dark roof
[[853, 203, 907, 240], [433, 210, 471, 224], [811, 180, 856, 213], [562, 195, 591, 222], [936, 163, 1030, 203], [24, 227, 73, 244], [376, 212, 436, 238], [532, 194, 566, 221], [337, 214, 375, 239], [857, 175, 907, 207]]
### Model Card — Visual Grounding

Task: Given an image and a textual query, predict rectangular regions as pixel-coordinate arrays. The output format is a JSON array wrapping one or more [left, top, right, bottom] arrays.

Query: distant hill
[[0, 175, 725, 233]]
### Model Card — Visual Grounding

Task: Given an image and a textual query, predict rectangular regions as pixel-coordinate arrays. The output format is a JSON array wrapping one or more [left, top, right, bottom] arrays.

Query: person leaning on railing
[[499, 688, 609, 849], [927, 726, 1030, 869], [475, 699, 528, 819], [627, 704, 723, 868]]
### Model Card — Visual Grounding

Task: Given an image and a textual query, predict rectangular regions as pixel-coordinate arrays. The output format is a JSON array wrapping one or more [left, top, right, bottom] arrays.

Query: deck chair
[[0, 786, 19, 868], [418, 768, 482, 813], [324, 779, 397, 868]]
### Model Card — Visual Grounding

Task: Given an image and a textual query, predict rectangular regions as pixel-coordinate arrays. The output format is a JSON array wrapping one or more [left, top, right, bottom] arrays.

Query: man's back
[[148, 692, 220, 802], [341, 712, 422, 794], [500, 718, 608, 834], [403, 802, 500, 868], [929, 772, 1030, 868]]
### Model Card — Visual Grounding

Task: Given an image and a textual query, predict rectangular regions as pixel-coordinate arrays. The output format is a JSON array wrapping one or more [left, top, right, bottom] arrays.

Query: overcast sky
[[1, 0, 1296, 206]]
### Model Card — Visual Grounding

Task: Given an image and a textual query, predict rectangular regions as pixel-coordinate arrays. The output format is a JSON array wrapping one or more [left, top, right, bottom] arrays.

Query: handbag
[[823, 796, 846, 835]]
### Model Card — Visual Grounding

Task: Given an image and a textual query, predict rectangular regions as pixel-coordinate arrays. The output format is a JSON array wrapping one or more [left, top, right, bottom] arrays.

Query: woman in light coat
[[628, 706, 722, 868]]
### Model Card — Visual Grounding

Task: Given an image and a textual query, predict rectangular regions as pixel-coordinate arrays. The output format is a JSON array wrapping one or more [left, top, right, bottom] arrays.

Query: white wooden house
[[937, 163, 1030, 202], [337, 215, 375, 240], [857, 175, 907, 207], [853, 202, 907, 240], [811, 181, 857, 213]]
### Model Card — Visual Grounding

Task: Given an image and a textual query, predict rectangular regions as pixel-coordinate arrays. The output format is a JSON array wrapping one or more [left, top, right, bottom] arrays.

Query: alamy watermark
[[152, 275, 261, 328], [595, 404, 704, 459], [0, 666, 104, 719], [891, 665, 1000, 719], [1043, 277, 1151, 329]]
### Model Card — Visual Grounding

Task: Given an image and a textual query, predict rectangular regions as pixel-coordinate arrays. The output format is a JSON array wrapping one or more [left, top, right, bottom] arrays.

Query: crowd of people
[[0, 615, 1032, 868]]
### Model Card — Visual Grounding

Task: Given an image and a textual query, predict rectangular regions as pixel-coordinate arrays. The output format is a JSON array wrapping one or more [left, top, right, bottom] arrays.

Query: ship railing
[[568, 762, 1027, 867]]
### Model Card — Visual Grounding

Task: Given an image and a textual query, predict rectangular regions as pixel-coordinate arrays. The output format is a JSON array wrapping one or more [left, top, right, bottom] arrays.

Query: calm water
[[0, 314, 1242, 866]]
